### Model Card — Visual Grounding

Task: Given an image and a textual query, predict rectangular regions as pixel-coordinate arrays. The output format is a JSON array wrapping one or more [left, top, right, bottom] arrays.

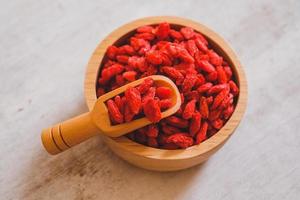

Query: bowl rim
[[84, 16, 247, 160]]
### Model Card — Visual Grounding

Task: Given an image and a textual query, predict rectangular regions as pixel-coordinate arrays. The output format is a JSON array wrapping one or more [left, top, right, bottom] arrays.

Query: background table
[[1, 0, 299, 199]]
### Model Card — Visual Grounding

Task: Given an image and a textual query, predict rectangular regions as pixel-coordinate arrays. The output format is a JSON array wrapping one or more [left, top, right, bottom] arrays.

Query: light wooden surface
[[1, 0, 300, 199], [84, 16, 247, 171]]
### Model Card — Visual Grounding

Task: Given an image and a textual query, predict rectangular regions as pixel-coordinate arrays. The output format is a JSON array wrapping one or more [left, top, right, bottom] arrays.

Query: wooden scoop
[[41, 75, 181, 155]]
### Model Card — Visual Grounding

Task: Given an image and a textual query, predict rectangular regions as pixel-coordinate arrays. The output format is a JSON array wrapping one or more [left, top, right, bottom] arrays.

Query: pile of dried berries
[[106, 78, 173, 124], [97, 22, 239, 149]]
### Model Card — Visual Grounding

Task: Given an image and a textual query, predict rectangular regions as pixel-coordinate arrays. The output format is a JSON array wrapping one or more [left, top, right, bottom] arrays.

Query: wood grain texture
[[1, 0, 300, 199], [84, 16, 247, 171]]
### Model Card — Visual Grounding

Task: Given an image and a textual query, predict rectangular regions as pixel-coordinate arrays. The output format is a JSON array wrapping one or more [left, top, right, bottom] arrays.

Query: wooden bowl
[[84, 16, 247, 171]]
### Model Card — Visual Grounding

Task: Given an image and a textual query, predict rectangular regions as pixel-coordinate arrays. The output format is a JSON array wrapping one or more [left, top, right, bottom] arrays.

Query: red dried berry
[[137, 25, 154, 33], [142, 87, 156, 103], [206, 71, 218, 82], [195, 38, 208, 52], [161, 124, 181, 135], [161, 66, 184, 85], [137, 77, 154, 94], [216, 66, 228, 84], [106, 99, 124, 124], [143, 99, 161, 123], [135, 32, 155, 41], [146, 51, 163, 65], [125, 87, 142, 114], [156, 86, 172, 99], [166, 133, 194, 148], [159, 99, 173, 110], [207, 84, 228, 95], [180, 27, 195, 39], [124, 102, 135, 122], [156, 22, 170, 40], [146, 124, 159, 138], [199, 97, 209, 119], [208, 50, 223, 66], [116, 55, 129, 64], [123, 71, 137, 82], [107, 46, 119, 59], [186, 40, 198, 56], [197, 82, 213, 93], [195, 122, 208, 144], [182, 99, 196, 119], [229, 80, 239, 96], [212, 89, 229, 109], [169, 29, 184, 41], [212, 119, 224, 130], [196, 60, 216, 73], [182, 74, 197, 93], [190, 112, 202, 137], [114, 95, 124, 114], [165, 116, 189, 128]]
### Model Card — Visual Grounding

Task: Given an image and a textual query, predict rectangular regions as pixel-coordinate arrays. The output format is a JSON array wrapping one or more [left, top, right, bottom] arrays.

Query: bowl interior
[[85, 16, 247, 160]]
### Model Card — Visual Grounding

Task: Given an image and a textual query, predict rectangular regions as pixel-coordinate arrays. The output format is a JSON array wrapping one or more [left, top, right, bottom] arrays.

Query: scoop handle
[[41, 112, 100, 155]]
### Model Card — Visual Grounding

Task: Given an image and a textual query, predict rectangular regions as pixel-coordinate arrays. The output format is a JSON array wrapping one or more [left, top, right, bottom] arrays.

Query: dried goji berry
[[156, 86, 172, 99], [161, 124, 181, 135], [166, 133, 194, 148], [184, 90, 200, 101], [146, 51, 163, 65], [195, 122, 208, 144], [161, 66, 184, 85], [180, 27, 195, 39], [190, 112, 202, 137], [137, 25, 154, 33], [195, 38, 208, 52], [123, 71, 137, 82], [165, 116, 189, 128], [199, 97, 209, 119], [208, 50, 223, 66], [114, 95, 124, 114], [206, 71, 218, 82], [182, 99, 196, 119], [211, 119, 224, 130], [224, 66, 233, 80], [106, 99, 124, 124], [118, 45, 135, 55], [207, 83, 228, 95], [169, 29, 184, 41], [146, 124, 159, 138], [142, 87, 156, 103], [229, 80, 239, 96], [156, 22, 170, 40], [186, 40, 198, 56], [196, 60, 216, 73], [135, 32, 155, 41], [197, 82, 213, 93], [182, 73, 197, 93], [143, 98, 161, 123], [125, 87, 141, 114], [116, 55, 129, 64], [212, 89, 229, 109], [137, 77, 154, 94], [106, 45, 119, 59], [216, 66, 227, 84], [159, 99, 173, 110], [124, 101, 135, 122]]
